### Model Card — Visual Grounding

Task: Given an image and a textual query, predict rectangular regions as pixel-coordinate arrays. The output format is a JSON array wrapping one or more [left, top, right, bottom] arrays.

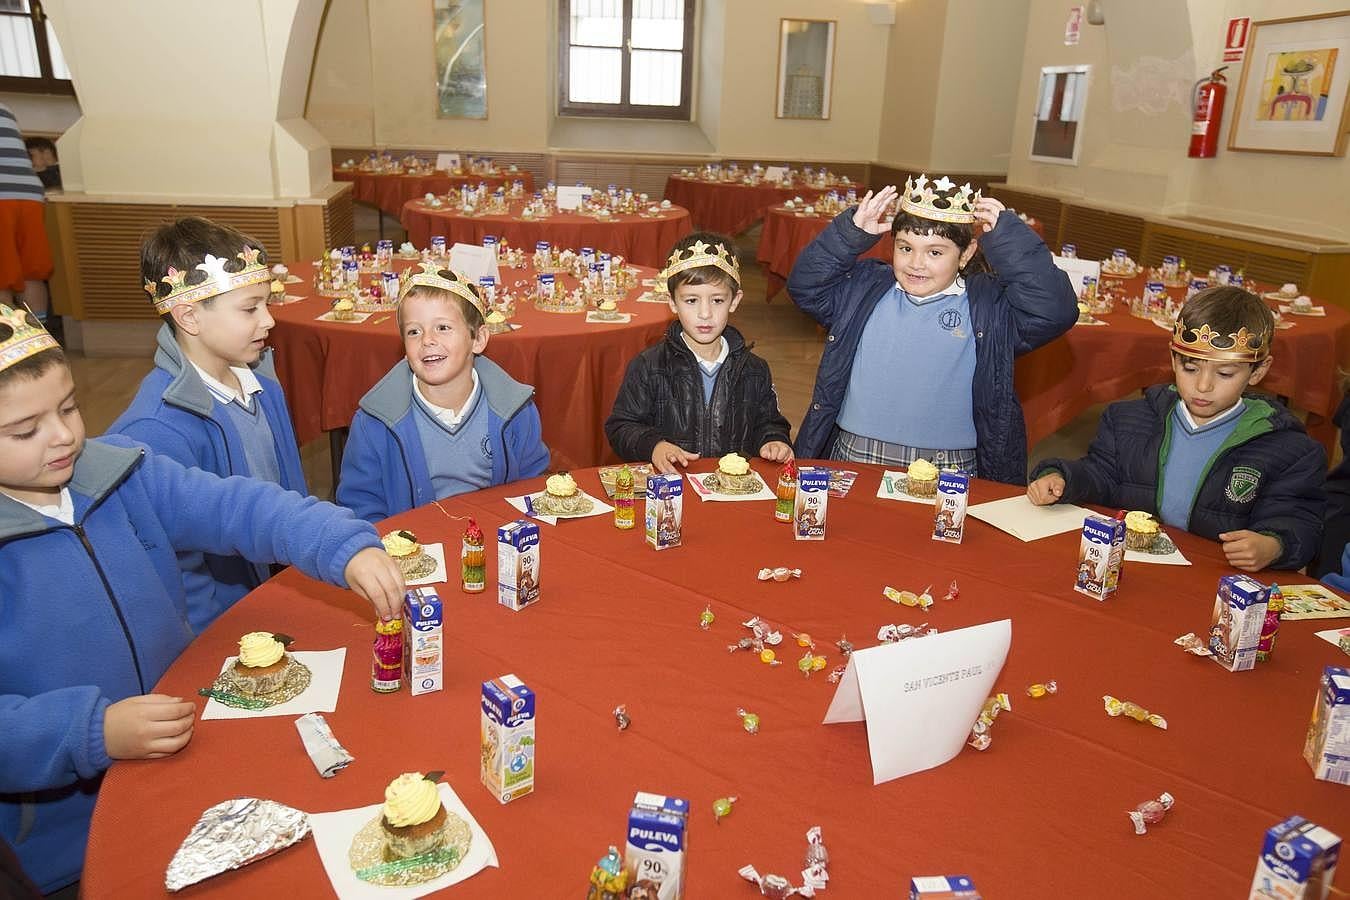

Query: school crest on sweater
[[1225, 466, 1260, 503]]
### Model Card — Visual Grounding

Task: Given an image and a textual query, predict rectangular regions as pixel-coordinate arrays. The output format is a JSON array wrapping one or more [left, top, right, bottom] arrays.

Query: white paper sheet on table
[[448, 243, 499, 284], [1125, 542, 1191, 566], [555, 185, 590, 210], [309, 782, 499, 900], [967, 495, 1089, 542], [435, 152, 460, 172], [823, 620, 1011, 784], [1279, 303, 1326, 316], [404, 542, 448, 587], [504, 491, 614, 525], [684, 471, 776, 502], [635, 291, 670, 303], [1052, 255, 1103, 298], [316, 311, 372, 324], [1315, 627, 1350, 649], [202, 649, 346, 721], [875, 470, 935, 506]]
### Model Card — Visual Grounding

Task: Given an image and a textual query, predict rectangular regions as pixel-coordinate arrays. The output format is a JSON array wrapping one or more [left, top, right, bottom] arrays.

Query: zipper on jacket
[[73, 523, 147, 694]]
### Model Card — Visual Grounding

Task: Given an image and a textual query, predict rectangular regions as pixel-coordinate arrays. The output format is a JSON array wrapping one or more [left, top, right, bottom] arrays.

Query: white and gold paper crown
[[399, 262, 487, 318], [660, 239, 741, 283], [0, 304, 59, 373], [1170, 320, 1268, 363], [899, 174, 982, 225], [143, 245, 270, 316]]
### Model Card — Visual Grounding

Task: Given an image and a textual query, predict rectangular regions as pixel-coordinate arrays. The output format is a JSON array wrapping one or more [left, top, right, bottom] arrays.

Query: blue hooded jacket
[[0, 437, 381, 893], [336, 356, 550, 522], [107, 324, 308, 632], [787, 208, 1077, 485]]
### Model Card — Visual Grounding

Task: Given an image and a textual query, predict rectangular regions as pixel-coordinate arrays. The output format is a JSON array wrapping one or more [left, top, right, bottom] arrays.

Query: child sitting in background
[[605, 231, 793, 473], [0, 308, 403, 893], [1028, 286, 1325, 572], [337, 264, 549, 522]]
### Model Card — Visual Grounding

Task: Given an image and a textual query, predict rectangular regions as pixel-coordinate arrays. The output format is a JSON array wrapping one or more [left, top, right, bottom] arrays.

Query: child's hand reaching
[[652, 440, 699, 475], [345, 547, 406, 620], [851, 186, 898, 235], [104, 694, 195, 760], [759, 441, 794, 463], [972, 196, 1006, 234], [1219, 530, 1281, 572], [1026, 472, 1065, 506]]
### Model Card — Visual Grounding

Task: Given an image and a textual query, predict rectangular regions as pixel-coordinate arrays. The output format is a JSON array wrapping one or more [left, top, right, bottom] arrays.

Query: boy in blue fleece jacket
[[787, 178, 1076, 484], [337, 265, 549, 522], [1028, 286, 1325, 572], [0, 308, 405, 893], [108, 217, 308, 633]]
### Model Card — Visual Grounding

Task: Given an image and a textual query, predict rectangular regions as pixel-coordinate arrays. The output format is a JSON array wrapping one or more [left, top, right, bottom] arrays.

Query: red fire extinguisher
[[1189, 67, 1228, 158]]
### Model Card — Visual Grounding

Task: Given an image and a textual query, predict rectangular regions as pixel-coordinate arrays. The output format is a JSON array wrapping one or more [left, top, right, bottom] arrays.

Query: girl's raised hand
[[851, 185, 898, 235], [972, 196, 1006, 234]]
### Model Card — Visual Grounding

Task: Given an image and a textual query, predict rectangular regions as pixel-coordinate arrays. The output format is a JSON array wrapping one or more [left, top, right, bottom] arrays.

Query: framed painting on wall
[[1228, 11, 1350, 156], [435, 0, 488, 119], [776, 19, 835, 119]]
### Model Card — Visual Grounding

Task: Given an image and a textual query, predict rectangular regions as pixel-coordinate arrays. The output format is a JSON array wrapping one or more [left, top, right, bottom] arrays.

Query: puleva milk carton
[[1074, 513, 1125, 601], [625, 792, 689, 900], [1208, 575, 1270, 672], [1303, 666, 1350, 784], [1249, 816, 1341, 899], [793, 466, 829, 541], [645, 473, 683, 550], [910, 875, 982, 899], [932, 471, 969, 544], [402, 587, 442, 696], [497, 519, 540, 611], [480, 674, 535, 804]]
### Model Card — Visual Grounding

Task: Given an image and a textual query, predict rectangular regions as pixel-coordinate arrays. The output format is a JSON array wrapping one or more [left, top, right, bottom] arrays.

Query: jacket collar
[[153, 323, 277, 417], [0, 439, 142, 541], [359, 356, 533, 429]]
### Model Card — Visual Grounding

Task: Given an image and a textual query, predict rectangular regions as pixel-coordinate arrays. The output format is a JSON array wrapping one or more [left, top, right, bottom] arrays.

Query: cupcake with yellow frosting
[[229, 632, 296, 697], [705, 453, 762, 495], [532, 472, 595, 516], [347, 772, 474, 882], [382, 529, 435, 578], [592, 299, 623, 321], [1124, 510, 1160, 551], [331, 297, 357, 321], [380, 773, 453, 858], [904, 458, 939, 498], [484, 310, 512, 334]]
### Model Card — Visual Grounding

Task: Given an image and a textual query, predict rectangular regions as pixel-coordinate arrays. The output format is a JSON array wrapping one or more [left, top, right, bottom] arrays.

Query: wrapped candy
[[757, 567, 802, 582], [834, 635, 854, 657], [700, 604, 716, 631], [877, 623, 937, 643], [942, 579, 960, 602], [1128, 792, 1174, 834], [371, 618, 403, 693], [1174, 632, 1213, 657], [1257, 584, 1285, 662], [1025, 681, 1058, 698], [743, 617, 784, 646], [759, 649, 782, 667], [586, 846, 630, 900], [968, 693, 1011, 751], [460, 518, 485, 593], [803, 826, 829, 878], [738, 827, 829, 897], [882, 584, 933, 610], [794, 632, 815, 649], [713, 796, 737, 823], [826, 664, 848, 684], [1103, 695, 1167, 730], [797, 650, 828, 677], [728, 637, 756, 653], [613, 704, 631, 731], [737, 708, 760, 734]]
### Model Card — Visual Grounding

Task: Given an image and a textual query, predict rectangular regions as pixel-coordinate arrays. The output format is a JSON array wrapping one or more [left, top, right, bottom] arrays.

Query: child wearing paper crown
[[788, 178, 1076, 484], [0, 308, 404, 893], [1028, 286, 1326, 572], [336, 264, 550, 522], [605, 231, 793, 473], [107, 217, 307, 633]]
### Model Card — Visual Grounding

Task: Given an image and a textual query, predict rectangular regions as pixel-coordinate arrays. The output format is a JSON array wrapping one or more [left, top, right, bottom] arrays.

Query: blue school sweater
[[0, 437, 381, 893]]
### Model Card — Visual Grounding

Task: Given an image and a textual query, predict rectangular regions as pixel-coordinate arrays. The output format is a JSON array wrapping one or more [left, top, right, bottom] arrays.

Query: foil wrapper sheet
[[165, 798, 311, 891], [347, 812, 473, 886]]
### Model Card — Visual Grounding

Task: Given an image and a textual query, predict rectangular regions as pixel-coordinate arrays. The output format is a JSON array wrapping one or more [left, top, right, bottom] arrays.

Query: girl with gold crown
[[787, 176, 1076, 485], [0, 308, 406, 893], [1029, 285, 1325, 572]]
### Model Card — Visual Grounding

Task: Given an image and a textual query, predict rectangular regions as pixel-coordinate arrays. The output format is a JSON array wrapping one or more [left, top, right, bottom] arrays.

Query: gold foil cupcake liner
[[207, 659, 313, 709], [702, 472, 764, 495], [398, 552, 439, 580], [531, 492, 596, 516], [348, 813, 472, 886]]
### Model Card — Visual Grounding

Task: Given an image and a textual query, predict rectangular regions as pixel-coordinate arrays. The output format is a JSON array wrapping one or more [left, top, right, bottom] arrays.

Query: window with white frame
[[559, 0, 695, 120]]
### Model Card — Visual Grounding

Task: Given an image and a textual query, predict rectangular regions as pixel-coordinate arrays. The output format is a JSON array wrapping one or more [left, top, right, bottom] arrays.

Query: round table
[[333, 167, 535, 220], [757, 204, 890, 299], [266, 258, 671, 470], [82, 462, 1348, 897], [663, 174, 842, 236], [401, 200, 692, 270]]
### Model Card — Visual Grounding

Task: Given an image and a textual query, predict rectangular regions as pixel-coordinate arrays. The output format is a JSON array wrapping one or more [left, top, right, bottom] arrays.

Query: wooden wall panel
[[984, 186, 1064, 246], [1058, 205, 1147, 262]]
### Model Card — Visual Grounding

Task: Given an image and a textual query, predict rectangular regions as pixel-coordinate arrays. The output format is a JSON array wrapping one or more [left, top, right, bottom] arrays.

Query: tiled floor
[[69, 207, 1105, 500]]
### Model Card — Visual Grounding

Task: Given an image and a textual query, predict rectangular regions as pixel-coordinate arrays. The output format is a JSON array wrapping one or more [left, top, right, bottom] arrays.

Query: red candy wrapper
[[739, 826, 829, 897], [1128, 792, 1174, 834]]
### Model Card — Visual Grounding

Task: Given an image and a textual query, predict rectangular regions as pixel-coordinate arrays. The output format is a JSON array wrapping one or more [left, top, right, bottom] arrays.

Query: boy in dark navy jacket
[[337, 265, 549, 522], [109, 217, 307, 632], [787, 177, 1076, 485], [1029, 286, 1325, 572], [0, 309, 405, 893]]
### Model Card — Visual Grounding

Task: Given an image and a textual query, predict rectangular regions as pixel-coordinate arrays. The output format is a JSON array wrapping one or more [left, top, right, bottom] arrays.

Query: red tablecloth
[[83, 462, 1349, 898], [266, 259, 671, 469], [401, 200, 691, 270], [663, 175, 837, 236], [333, 168, 535, 219], [757, 205, 890, 299]]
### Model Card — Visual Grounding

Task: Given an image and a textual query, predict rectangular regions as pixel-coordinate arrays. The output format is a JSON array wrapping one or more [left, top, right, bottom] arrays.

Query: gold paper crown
[[898, 174, 982, 224], [1170, 320, 1268, 363], [0, 304, 60, 373], [142, 245, 270, 316], [660, 239, 741, 283], [399, 262, 487, 318]]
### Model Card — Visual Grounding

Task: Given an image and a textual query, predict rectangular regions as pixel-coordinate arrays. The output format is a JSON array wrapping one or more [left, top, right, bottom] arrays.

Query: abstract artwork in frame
[[435, 0, 488, 119]]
